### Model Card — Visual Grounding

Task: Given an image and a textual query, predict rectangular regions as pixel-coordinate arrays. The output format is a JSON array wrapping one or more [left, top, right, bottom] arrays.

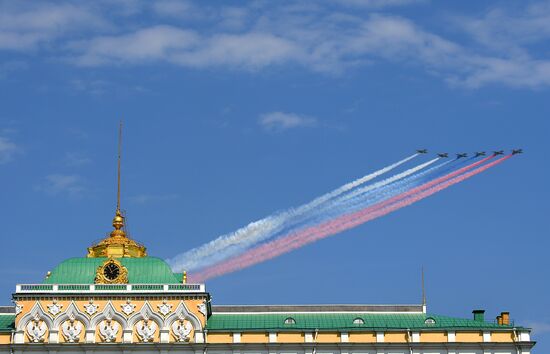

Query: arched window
[[424, 317, 436, 325], [353, 317, 365, 325], [284, 317, 296, 325]]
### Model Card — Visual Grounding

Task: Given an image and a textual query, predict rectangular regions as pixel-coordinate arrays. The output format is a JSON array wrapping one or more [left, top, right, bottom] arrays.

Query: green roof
[[0, 313, 522, 334], [206, 313, 519, 331], [0, 315, 14, 332], [44, 257, 181, 284]]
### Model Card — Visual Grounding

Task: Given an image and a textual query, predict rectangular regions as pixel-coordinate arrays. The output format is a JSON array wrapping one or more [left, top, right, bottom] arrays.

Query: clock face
[[103, 263, 120, 280]]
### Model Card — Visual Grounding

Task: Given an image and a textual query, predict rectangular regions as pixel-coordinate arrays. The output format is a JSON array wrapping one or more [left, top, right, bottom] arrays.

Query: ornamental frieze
[[26, 314, 47, 343], [61, 316, 82, 343], [172, 315, 193, 342], [83, 300, 99, 316], [120, 299, 136, 315], [15, 299, 204, 344], [157, 299, 173, 316], [98, 318, 120, 342], [47, 300, 62, 316], [136, 318, 157, 342]]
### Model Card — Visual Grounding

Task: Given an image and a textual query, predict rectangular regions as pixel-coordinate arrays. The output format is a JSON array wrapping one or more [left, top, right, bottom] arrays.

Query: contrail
[[189, 155, 506, 282], [189, 155, 502, 282], [264, 157, 445, 241], [320, 157, 460, 219], [306, 153, 419, 205], [336, 158, 440, 203], [167, 153, 419, 272], [237, 156, 494, 264], [266, 156, 505, 262]]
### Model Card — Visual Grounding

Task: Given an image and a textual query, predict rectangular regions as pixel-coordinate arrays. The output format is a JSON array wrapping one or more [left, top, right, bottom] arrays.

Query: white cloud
[[0, 2, 108, 51], [72, 25, 199, 66], [152, 0, 194, 18], [71, 26, 301, 70], [452, 56, 550, 89], [458, 2, 550, 51], [333, 0, 426, 8], [72, 14, 446, 73], [2, 1, 550, 89], [65, 11, 474, 82], [0, 136, 18, 164], [38, 174, 85, 196], [259, 112, 318, 131], [174, 32, 302, 69]]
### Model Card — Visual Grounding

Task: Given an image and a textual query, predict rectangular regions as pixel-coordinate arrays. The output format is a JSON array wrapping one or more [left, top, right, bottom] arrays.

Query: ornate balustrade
[[16, 283, 205, 294]]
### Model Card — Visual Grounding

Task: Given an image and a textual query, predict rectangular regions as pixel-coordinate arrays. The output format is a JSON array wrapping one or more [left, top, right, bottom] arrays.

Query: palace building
[[0, 208, 537, 354], [0, 130, 536, 354]]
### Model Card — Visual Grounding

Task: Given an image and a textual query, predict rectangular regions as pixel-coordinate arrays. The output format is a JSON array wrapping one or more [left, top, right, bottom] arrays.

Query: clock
[[103, 263, 120, 280], [95, 258, 128, 284]]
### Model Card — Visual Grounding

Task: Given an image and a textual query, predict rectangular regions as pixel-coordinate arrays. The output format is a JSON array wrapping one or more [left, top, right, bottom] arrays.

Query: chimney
[[496, 315, 502, 325], [472, 310, 485, 322], [501, 312, 510, 325]]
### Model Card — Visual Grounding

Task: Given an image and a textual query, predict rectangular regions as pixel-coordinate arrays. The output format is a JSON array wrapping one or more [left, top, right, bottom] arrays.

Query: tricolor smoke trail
[[263, 157, 443, 242], [167, 153, 418, 272], [255, 155, 495, 260], [189, 155, 510, 282], [305, 158, 453, 224], [269, 157, 467, 242], [336, 157, 440, 203], [316, 157, 465, 221]]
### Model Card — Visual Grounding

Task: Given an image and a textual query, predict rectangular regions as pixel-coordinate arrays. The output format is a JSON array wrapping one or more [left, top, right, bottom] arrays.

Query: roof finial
[[421, 266, 426, 306], [112, 120, 125, 235], [117, 120, 122, 213], [87, 121, 147, 258]]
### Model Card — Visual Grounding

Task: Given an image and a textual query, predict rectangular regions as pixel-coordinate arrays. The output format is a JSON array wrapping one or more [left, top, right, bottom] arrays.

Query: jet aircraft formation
[[416, 149, 522, 158], [185, 148, 520, 281]]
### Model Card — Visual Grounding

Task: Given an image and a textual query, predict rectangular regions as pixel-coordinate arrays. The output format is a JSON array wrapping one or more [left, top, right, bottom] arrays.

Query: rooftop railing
[[15, 283, 205, 294]]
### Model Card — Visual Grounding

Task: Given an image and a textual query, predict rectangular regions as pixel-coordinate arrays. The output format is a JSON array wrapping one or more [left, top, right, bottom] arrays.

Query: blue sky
[[1, 0, 549, 351]]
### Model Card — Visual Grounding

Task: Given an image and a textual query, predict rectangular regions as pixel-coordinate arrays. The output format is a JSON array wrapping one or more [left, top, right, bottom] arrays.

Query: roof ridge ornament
[[87, 121, 147, 258], [421, 266, 427, 314], [117, 121, 122, 212], [111, 120, 126, 238]]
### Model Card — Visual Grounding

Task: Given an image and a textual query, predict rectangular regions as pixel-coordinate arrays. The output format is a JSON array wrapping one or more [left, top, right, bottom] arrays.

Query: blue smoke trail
[[168, 153, 419, 272], [274, 157, 475, 236], [263, 157, 441, 239], [311, 157, 476, 223]]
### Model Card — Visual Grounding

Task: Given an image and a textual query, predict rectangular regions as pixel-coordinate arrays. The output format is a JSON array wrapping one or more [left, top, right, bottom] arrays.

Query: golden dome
[[87, 209, 147, 258]]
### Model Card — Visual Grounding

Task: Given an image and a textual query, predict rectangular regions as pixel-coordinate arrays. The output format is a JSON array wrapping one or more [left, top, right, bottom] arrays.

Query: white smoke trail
[[251, 157, 442, 243], [335, 157, 439, 203], [328, 158, 457, 217], [304, 153, 419, 208], [277, 158, 451, 233], [167, 153, 418, 272]]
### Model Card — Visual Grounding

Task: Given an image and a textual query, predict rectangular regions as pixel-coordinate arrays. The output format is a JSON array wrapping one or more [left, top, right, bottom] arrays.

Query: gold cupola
[[87, 121, 147, 258]]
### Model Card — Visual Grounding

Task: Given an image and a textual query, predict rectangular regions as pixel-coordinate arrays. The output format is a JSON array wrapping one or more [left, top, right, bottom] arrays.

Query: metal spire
[[87, 121, 147, 258], [421, 266, 426, 306], [117, 120, 122, 212], [111, 120, 125, 234]]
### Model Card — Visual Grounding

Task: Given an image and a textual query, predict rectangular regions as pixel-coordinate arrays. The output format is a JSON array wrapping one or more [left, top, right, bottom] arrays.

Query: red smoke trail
[[190, 155, 507, 282]]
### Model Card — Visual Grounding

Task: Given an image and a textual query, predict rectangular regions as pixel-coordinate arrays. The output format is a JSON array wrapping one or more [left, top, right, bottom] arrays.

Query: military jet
[[474, 151, 486, 157], [437, 153, 449, 158], [493, 150, 504, 155], [512, 149, 523, 155], [456, 153, 468, 158], [416, 149, 428, 154]]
